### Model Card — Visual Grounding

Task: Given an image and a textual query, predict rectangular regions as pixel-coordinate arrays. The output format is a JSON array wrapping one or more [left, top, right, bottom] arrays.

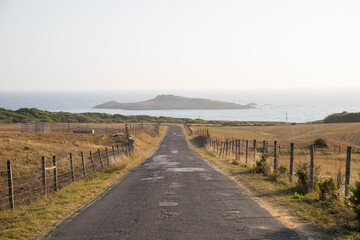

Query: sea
[[0, 89, 359, 123]]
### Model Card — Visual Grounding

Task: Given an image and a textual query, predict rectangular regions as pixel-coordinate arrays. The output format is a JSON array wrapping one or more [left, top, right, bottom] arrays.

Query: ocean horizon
[[0, 89, 359, 123]]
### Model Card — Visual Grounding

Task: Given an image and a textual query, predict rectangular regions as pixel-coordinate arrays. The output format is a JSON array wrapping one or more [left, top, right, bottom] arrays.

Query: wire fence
[[0, 123, 161, 211], [0, 122, 160, 136], [191, 127, 359, 204]]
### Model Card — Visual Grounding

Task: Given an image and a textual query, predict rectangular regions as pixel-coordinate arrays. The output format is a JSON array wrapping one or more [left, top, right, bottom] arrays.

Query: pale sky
[[0, 0, 359, 91]]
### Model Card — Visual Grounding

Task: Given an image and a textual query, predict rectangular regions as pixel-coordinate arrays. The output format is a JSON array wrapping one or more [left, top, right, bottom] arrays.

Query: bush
[[349, 174, 360, 221], [316, 178, 338, 201], [314, 138, 328, 148], [255, 154, 271, 175], [336, 167, 344, 188], [248, 168, 260, 173], [191, 136, 208, 148], [278, 164, 288, 175], [295, 162, 321, 193], [269, 170, 281, 182], [291, 192, 304, 199]]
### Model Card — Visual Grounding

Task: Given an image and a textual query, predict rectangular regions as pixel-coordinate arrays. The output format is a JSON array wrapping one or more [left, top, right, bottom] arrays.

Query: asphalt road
[[45, 125, 300, 240]]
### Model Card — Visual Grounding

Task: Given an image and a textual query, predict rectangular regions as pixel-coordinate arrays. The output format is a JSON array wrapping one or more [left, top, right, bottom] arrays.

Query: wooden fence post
[[225, 141, 229, 158], [235, 140, 238, 160], [310, 145, 315, 190], [263, 140, 266, 154], [245, 140, 248, 164], [253, 139, 256, 166], [117, 145, 120, 155], [274, 141, 277, 170], [90, 151, 95, 172], [105, 147, 110, 165], [232, 140, 235, 157], [234, 140, 237, 160], [289, 143, 294, 182], [344, 147, 352, 204], [7, 160, 14, 210], [266, 140, 268, 154], [126, 142, 130, 156], [112, 146, 116, 162], [98, 149, 104, 168], [238, 139, 241, 162], [53, 156, 58, 191], [219, 142, 222, 156], [42, 156, 47, 195], [81, 152, 86, 178], [70, 153, 75, 182]]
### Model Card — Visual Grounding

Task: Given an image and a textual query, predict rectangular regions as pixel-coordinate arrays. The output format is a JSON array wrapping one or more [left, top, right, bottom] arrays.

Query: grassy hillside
[[0, 107, 283, 126], [0, 107, 207, 124], [324, 112, 360, 123]]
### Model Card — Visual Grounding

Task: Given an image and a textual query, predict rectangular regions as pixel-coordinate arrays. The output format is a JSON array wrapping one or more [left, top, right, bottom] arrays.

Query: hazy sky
[[0, 0, 359, 91]]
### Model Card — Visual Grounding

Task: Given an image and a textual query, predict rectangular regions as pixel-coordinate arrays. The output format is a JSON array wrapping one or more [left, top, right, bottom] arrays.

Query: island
[[94, 95, 257, 110]]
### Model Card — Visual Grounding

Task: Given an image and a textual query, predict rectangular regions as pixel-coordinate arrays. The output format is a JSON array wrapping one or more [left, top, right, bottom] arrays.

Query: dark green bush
[[191, 136, 208, 148], [349, 174, 360, 221], [317, 178, 338, 201], [295, 162, 321, 193], [255, 154, 271, 175], [314, 138, 328, 148], [278, 164, 288, 175]]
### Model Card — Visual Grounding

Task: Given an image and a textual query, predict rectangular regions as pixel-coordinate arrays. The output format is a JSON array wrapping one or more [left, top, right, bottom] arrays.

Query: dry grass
[[0, 124, 162, 211], [0, 126, 167, 240], [184, 125, 360, 239], [200, 122, 360, 147], [189, 123, 360, 184]]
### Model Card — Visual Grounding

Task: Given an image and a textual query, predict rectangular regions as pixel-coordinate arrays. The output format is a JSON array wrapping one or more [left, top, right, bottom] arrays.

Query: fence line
[[0, 122, 161, 136], [192, 127, 355, 204], [1, 135, 141, 211]]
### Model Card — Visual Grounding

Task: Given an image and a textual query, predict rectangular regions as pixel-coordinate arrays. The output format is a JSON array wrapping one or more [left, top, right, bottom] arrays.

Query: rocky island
[[94, 95, 257, 110]]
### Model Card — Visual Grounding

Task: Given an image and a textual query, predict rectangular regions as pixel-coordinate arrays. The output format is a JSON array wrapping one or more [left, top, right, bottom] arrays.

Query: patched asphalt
[[45, 125, 300, 240]]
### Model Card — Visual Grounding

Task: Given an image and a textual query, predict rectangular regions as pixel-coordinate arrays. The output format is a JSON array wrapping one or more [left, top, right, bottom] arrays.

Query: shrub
[[248, 168, 260, 173], [295, 162, 321, 193], [278, 164, 288, 175], [349, 174, 360, 221], [191, 136, 208, 148], [291, 192, 304, 199], [314, 138, 328, 148], [269, 170, 281, 182], [316, 178, 338, 201], [255, 154, 271, 175], [336, 167, 344, 188]]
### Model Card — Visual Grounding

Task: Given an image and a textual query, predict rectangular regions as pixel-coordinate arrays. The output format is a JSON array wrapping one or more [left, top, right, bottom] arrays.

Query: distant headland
[[94, 95, 257, 110]]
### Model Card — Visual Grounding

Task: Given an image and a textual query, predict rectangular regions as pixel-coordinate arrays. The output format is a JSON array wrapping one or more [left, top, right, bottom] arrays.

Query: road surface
[[45, 125, 300, 240]]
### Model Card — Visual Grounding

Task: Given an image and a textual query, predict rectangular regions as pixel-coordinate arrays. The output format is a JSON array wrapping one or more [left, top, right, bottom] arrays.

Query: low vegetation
[[0, 107, 206, 124], [0, 107, 289, 126]]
